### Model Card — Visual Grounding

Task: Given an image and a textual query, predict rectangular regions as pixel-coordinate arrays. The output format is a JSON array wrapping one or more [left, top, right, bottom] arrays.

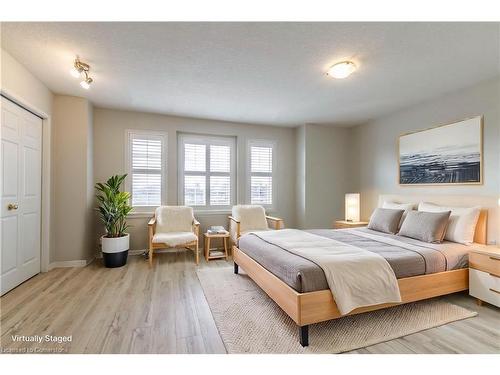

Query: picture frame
[[398, 116, 483, 186]]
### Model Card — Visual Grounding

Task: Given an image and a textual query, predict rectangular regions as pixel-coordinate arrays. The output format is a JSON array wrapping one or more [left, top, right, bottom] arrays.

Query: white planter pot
[[101, 234, 130, 268], [101, 233, 130, 253]]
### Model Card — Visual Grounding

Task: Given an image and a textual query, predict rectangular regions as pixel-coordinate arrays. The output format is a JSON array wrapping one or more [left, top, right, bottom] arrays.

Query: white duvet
[[251, 229, 402, 315]]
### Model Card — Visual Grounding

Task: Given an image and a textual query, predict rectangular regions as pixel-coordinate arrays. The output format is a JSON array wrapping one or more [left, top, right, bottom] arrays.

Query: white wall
[[352, 77, 500, 242], [93, 107, 297, 251]]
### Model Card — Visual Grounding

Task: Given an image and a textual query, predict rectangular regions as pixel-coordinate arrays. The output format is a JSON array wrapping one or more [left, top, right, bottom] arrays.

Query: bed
[[232, 195, 494, 347]]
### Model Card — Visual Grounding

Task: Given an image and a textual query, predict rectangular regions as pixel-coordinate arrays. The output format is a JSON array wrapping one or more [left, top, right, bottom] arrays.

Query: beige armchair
[[228, 205, 283, 244], [148, 206, 200, 266]]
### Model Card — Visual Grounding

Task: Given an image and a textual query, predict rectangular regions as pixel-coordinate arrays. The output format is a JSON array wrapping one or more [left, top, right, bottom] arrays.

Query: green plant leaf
[[95, 174, 132, 237]]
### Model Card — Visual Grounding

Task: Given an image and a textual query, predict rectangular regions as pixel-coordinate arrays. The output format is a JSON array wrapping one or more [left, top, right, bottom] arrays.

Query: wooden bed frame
[[232, 204, 489, 347]]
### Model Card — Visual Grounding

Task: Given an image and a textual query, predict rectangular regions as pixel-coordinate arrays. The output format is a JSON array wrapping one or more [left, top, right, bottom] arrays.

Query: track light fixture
[[70, 57, 94, 89]]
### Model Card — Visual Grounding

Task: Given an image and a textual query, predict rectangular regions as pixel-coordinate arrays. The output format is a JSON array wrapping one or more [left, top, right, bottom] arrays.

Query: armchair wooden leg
[[195, 240, 199, 265], [149, 246, 153, 267], [204, 237, 208, 261], [223, 237, 228, 260]]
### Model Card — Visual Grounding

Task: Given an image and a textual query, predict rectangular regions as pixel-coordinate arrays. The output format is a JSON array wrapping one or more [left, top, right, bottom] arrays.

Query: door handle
[[7, 203, 19, 210]]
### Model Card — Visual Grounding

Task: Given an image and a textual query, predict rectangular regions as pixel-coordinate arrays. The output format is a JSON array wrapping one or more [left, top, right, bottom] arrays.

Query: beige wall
[[295, 125, 306, 228], [352, 77, 500, 243], [1, 49, 53, 115], [5, 46, 497, 262], [1, 48, 56, 266], [296, 124, 355, 228], [93, 108, 297, 251], [53, 95, 95, 261]]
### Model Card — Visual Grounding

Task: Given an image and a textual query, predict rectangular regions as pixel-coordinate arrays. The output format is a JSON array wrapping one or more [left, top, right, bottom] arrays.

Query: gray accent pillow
[[367, 208, 405, 234], [397, 210, 451, 243]]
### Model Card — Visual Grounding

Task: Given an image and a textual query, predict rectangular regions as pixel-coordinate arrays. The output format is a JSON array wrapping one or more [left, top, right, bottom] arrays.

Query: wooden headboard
[[378, 194, 497, 245]]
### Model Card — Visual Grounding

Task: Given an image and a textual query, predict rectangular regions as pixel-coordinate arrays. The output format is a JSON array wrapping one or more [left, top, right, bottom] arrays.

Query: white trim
[[247, 139, 277, 210], [127, 208, 232, 219], [178, 133, 237, 210], [0, 89, 52, 273], [97, 249, 146, 257], [48, 258, 94, 271], [128, 249, 147, 256], [124, 129, 168, 212], [127, 211, 155, 219], [192, 209, 232, 216], [128, 248, 204, 255]]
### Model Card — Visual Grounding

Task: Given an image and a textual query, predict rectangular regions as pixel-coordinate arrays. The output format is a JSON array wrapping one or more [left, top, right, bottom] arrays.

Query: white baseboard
[[48, 258, 94, 271], [96, 248, 201, 258], [128, 248, 203, 256], [128, 249, 181, 255], [129, 249, 147, 256], [95, 249, 147, 258]]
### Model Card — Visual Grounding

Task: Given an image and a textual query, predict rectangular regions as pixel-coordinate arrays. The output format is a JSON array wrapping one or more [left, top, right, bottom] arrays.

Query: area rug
[[196, 267, 477, 353]]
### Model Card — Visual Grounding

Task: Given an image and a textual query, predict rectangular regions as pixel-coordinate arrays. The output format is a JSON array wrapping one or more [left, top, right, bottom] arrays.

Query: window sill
[[194, 209, 232, 216], [127, 211, 155, 219], [127, 209, 232, 219]]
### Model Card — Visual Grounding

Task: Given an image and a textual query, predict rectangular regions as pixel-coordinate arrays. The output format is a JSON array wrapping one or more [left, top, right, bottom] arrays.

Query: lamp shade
[[345, 193, 360, 222]]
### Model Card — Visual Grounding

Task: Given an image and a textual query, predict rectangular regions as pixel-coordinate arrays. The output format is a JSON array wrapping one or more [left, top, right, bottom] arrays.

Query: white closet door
[[1, 97, 42, 295]]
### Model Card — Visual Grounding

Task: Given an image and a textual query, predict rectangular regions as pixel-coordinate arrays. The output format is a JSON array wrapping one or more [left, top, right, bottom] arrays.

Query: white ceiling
[[1, 22, 499, 126]]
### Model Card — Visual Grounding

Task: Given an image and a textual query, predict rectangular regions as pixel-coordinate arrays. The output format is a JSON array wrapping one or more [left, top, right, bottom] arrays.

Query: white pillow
[[382, 201, 415, 228], [417, 202, 481, 245]]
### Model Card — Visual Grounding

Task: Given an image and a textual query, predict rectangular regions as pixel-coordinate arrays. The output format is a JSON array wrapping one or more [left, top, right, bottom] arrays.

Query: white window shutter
[[130, 135, 164, 207], [210, 145, 231, 205], [250, 144, 274, 205], [180, 135, 235, 209], [210, 145, 231, 173], [210, 175, 231, 205], [251, 176, 272, 205], [184, 143, 206, 172], [184, 175, 206, 206], [251, 146, 273, 173]]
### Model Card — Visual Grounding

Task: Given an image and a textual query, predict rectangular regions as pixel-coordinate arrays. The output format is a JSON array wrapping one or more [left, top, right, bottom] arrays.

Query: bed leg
[[299, 325, 309, 347], [234, 262, 239, 274]]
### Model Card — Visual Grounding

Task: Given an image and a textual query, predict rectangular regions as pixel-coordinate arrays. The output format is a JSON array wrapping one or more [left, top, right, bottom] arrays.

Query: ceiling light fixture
[[326, 61, 357, 79], [70, 57, 94, 89], [69, 67, 81, 78], [80, 77, 93, 90]]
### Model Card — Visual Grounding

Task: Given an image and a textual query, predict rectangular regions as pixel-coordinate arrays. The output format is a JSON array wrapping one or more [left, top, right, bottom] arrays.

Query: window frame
[[178, 133, 237, 213], [247, 139, 277, 210], [124, 129, 168, 212]]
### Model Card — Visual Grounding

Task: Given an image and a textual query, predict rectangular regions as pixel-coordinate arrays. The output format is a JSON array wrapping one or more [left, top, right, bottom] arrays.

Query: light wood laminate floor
[[1, 252, 499, 354]]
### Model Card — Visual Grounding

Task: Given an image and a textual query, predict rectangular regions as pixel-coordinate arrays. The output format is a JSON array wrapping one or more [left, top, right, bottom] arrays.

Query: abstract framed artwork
[[399, 116, 483, 185]]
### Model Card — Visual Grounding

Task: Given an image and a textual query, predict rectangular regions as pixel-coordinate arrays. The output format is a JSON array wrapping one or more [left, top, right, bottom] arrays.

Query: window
[[126, 130, 167, 208], [248, 140, 275, 206], [179, 134, 236, 210]]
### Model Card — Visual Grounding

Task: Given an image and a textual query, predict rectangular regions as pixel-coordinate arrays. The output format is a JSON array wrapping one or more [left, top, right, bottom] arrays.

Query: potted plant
[[95, 174, 132, 268]]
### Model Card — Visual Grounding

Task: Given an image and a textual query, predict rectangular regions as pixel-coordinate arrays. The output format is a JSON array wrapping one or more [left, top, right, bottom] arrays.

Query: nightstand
[[333, 220, 369, 229], [204, 231, 230, 261], [469, 246, 500, 308]]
